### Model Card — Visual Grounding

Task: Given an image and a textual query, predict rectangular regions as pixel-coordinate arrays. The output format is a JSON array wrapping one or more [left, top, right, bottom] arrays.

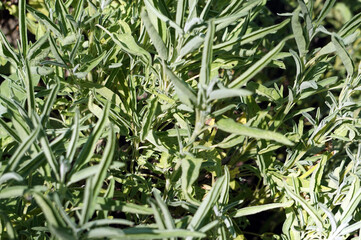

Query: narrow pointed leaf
[[48, 35, 67, 68], [144, 0, 183, 35], [229, 40, 285, 88], [315, 0, 336, 26], [164, 67, 196, 107], [188, 175, 226, 230], [0, 31, 19, 66], [66, 108, 80, 163], [7, 124, 40, 172], [217, 118, 294, 146], [332, 34, 354, 76], [33, 192, 65, 227], [27, 6, 62, 36], [71, 102, 110, 173], [0, 172, 23, 185], [0, 186, 27, 199], [19, 0, 28, 55], [141, 9, 168, 60], [284, 181, 323, 230], [87, 227, 206, 239], [292, 9, 306, 57], [200, 20, 215, 85], [153, 190, 175, 230], [209, 88, 251, 101], [92, 124, 115, 200], [232, 201, 294, 218], [141, 98, 158, 142]]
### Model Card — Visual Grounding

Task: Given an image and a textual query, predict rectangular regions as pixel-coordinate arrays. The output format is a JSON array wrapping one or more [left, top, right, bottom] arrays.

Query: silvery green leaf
[[299, 80, 318, 92], [231, 201, 294, 218], [217, 118, 294, 146], [0, 172, 23, 185], [209, 88, 251, 101], [184, 18, 203, 33]]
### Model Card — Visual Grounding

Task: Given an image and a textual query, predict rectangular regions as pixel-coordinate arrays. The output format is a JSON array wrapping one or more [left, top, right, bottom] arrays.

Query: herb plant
[[0, 0, 361, 239]]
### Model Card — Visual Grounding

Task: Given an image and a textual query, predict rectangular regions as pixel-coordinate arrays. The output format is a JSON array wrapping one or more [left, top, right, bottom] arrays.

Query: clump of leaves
[[1, 0, 361, 239]]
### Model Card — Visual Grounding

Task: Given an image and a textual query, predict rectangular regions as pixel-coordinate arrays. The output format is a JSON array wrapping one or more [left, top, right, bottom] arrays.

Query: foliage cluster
[[1, 0, 361, 239]]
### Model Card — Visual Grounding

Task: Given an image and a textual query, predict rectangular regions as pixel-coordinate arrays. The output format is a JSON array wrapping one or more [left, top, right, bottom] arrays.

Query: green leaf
[[30, 66, 54, 75], [144, 0, 183, 35], [19, 0, 27, 56], [67, 165, 98, 186], [231, 201, 294, 218], [176, 0, 186, 27], [95, 198, 153, 215], [41, 79, 60, 125], [0, 172, 23, 185], [198, 220, 219, 234], [18, 130, 70, 177], [149, 197, 166, 230], [48, 226, 74, 240], [96, 25, 151, 65], [216, 118, 294, 146], [6, 124, 40, 172], [215, 0, 262, 32], [215, 135, 245, 149], [0, 117, 21, 143], [182, 156, 202, 205], [33, 192, 65, 227], [211, 104, 237, 117], [52, 193, 77, 232], [73, 0, 84, 21], [229, 40, 285, 88], [297, 0, 313, 38], [86, 227, 206, 239], [92, 124, 115, 200], [69, 34, 82, 65], [339, 12, 361, 38], [340, 221, 361, 235], [36, 116, 60, 181], [292, 8, 307, 57], [75, 51, 107, 79], [27, 6, 62, 37], [200, 20, 215, 85], [66, 108, 80, 164], [70, 102, 110, 174], [27, 33, 49, 61], [0, 212, 17, 239], [332, 34, 354, 76], [188, 174, 226, 230], [339, 188, 361, 223], [24, 60, 36, 116], [80, 178, 94, 225], [55, 0, 72, 34], [179, 35, 204, 59], [209, 88, 251, 101], [200, 0, 213, 19], [219, 167, 230, 205], [48, 35, 67, 68], [164, 66, 196, 107], [0, 186, 27, 199], [141, 9, 168, 61], [289, 49, 304, 83], [82, 219, 134, 230], [153, 190, 175, 230], [141, 98, 158, 142], [283, 181, 324, 230], [214, 19, 289, 50], [315, 0, 336, 26], [0, 31, 19, 66]]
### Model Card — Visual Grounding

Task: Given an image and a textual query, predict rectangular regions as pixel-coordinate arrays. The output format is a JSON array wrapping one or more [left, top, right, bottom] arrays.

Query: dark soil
[[0, 9, 19, 47]]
